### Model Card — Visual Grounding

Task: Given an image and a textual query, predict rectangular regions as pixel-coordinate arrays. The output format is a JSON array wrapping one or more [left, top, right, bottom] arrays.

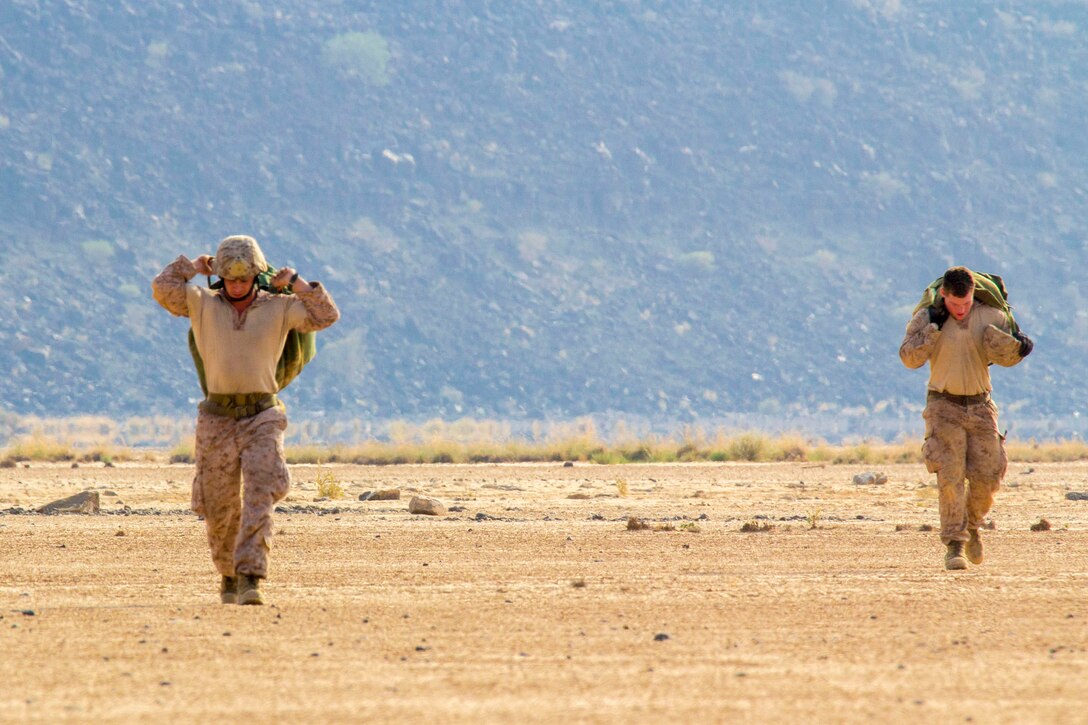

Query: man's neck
[[230, 295, 256, 313], [225, 288, 258, 313]]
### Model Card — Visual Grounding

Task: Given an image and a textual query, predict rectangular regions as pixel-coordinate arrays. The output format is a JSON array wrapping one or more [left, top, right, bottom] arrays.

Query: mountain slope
[[0, 1, 1084, 436]]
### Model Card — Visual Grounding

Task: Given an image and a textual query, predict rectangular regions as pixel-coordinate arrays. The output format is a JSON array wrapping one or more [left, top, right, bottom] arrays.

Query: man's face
[[940, 288, 974, 320], [224, 276, 256, 299]]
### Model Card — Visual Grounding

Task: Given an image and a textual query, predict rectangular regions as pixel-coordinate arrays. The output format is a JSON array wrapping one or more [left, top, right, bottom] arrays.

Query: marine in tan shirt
[[152, 235, 339, 605], [899, 266, 1033, 571]]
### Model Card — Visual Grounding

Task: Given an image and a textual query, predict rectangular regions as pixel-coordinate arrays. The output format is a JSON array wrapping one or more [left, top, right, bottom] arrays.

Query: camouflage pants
[[192, 406, 290, 578], [921, 397, 1007, 545]]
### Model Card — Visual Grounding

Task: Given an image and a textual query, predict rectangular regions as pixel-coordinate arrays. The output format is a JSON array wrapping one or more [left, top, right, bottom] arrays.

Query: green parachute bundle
[[188, 266, 316, 397], [913, 270, 1019, 335]]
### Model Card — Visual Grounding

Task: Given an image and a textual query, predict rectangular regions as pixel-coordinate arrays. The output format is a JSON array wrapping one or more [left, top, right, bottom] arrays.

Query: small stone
[[653, 633, 669, 641], [1065, 492, 1088, 501], [563, 461, 574, 467], [38, 491, 100, 515], [360, 488, 401, 501], [852, 472, 888, 486], [408, 496, 447, 516]]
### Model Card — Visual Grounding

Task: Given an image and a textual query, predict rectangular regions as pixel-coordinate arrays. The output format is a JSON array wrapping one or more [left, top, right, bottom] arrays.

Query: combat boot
[[945, 540, 968, 570], [237, 574, 264, 606], [966, 528, 984, 565], [220, 575, 237, 604]]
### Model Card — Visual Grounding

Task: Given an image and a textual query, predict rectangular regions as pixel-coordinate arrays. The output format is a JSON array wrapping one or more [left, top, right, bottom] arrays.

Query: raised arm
[[277, 267, 340, 333], [151, 255, 214, 317], [899, 308, 941, 369]]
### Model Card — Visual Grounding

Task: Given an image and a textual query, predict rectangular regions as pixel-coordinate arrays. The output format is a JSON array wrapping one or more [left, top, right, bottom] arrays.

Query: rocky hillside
[[1, 1, 1085, 438]]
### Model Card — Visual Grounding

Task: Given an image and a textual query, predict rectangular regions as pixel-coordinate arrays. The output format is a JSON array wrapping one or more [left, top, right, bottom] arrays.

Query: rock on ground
[[38, 491, 100, 514], [408, 496, 447, 516], [360, 488, 401, 501]]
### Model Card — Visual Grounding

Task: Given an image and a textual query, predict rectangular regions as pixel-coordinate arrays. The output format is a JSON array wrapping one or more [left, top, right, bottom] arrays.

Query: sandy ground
[[1, 460, 1087, 723]]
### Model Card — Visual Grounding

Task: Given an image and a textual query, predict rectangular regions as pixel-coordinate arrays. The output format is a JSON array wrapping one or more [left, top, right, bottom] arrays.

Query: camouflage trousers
[[921, 397, 1008, 545], [192, 405, 290, 578]]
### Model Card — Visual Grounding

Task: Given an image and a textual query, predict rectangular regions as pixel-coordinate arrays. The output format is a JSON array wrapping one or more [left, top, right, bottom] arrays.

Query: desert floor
[[1, 460, 1087, 723]]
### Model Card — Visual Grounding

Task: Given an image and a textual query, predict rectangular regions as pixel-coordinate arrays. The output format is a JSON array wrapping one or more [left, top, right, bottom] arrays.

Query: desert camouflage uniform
[[153, 253, 339, 580], [900, 307, 1023, 545], [193, 406, 290, 577]]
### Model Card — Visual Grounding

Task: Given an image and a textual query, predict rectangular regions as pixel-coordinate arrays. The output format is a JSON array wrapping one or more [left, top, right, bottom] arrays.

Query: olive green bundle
[[913, 270, 1019, 335]]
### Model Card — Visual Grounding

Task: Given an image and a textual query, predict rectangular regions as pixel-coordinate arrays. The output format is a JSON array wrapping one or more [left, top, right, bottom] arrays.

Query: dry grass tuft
[[1030, 518, 1052, 532], [314, 470, 345, 499], [626, 516, 651, 531], [168, 439, 195, 464], [740, 521, 774, 533], [6, 417, 1088, 466]]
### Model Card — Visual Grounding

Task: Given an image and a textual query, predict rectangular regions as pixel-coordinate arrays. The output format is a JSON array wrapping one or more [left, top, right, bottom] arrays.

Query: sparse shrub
[[834, 443, 875, 464], [616, 478, 629, 497], [678, 522, 701, 533], [321, 31, 391, 85], [626, 516, 650, 531], [3, 436, 75, 462], [1030, 518, 1052, 532], [315, 470, 344, 499], [806, 508, 822, 529], [81, 445, 132, 464], [773, 437, 808, 461], [726, 433, 767, 462], [621, 445, 653, 462], [169, 439, 195, 464], [653, 522, 676, 532], [740, 521, 774, 533]]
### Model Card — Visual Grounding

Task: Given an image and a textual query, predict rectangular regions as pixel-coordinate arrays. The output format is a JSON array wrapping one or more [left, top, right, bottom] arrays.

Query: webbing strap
[[200, 393, 280, 419]]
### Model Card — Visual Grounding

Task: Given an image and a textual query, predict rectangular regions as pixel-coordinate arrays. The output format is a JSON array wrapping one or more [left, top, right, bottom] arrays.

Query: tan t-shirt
[[926, 304, 1011, 396], [187, 286, 312, 395]]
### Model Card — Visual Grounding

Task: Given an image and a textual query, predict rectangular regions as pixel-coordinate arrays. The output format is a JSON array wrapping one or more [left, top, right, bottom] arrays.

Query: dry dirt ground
[[2, 460, 1087, 723]]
